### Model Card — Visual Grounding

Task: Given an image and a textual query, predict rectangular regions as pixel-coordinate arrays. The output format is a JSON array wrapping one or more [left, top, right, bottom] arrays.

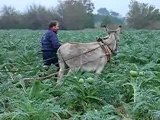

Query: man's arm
[[49, 32, 61, 49]]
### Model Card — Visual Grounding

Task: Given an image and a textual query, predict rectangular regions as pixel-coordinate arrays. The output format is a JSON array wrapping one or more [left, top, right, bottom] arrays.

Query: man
[[41, 20, 61, 70]]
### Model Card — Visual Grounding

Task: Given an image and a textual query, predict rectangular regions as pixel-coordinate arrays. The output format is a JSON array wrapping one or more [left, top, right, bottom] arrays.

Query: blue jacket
[[41, 29, 61, 52]]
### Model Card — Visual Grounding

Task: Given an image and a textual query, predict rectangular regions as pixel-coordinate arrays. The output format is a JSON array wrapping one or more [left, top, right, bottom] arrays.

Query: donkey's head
[[104, 25, 122, 41], [103, 25, 122, 55]]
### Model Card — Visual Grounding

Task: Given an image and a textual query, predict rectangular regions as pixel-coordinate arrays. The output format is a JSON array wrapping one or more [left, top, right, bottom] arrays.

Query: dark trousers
[[42, 51, 59, 67]]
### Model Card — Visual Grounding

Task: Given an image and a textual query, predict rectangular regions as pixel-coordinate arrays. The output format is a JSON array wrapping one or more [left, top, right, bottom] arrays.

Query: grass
[[0, 28, 160, 120]]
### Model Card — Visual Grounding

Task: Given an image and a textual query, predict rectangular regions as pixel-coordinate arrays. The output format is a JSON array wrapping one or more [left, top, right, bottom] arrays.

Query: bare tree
[[0, 6, 21, 29], [57, 0, 94, 29]]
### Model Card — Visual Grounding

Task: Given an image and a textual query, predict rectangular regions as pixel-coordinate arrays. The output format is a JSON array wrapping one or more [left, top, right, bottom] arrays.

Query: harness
[[60, 35, 117, 63], [97, 38, 112, 61]]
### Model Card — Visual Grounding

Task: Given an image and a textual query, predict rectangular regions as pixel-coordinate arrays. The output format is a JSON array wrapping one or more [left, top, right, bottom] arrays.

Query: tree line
[[0, 0, 124, 30], [127, 0, 160, 29], [0, 0, 160, 30]]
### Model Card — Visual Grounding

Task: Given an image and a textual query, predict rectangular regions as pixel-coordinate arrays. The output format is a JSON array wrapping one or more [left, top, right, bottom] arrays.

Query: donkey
[[57, 26, 122, 81]]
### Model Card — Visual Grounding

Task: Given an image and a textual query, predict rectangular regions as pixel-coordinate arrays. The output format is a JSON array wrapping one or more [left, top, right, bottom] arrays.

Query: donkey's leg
[[94, 64, 105, 80], [95, 65, 105, 74], [67, 67, 80, 76], [96, 58, 107, 74], [67, 69, 73, 76], [57, 60, 66, 83]]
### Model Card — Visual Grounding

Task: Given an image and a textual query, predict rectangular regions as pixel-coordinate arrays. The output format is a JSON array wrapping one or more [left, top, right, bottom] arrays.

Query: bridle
[[97, 32, 118, 61]]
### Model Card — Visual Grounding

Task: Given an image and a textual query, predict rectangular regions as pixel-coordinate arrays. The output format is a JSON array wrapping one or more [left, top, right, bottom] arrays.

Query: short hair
[[48, 20, 59, 28]]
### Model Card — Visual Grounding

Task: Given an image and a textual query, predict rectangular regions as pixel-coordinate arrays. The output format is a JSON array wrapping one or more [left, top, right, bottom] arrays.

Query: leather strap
[[97, 41, 112, 61]]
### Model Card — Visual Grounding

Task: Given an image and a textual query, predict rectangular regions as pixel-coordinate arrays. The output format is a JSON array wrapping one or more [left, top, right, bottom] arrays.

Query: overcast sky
[[0, 0, 160, 16]]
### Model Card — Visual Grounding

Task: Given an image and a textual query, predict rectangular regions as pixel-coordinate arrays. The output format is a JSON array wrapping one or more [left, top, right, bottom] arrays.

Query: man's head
[[49, 20, 59, 33]]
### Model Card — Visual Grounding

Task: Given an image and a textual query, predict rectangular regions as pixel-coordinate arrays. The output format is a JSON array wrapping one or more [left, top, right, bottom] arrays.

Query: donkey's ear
[[101, 25, 109, 31], [104, 26, 110, 32], [101, 25, 110, 34], [101, 24, 106, 28], [116, 25, 122, 32], [119, 25, 122, 28], [106, 27, 110, 32]]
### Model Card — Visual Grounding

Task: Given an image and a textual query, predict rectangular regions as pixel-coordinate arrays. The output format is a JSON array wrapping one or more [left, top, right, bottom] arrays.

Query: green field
[[0, 29, 160, 120]]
